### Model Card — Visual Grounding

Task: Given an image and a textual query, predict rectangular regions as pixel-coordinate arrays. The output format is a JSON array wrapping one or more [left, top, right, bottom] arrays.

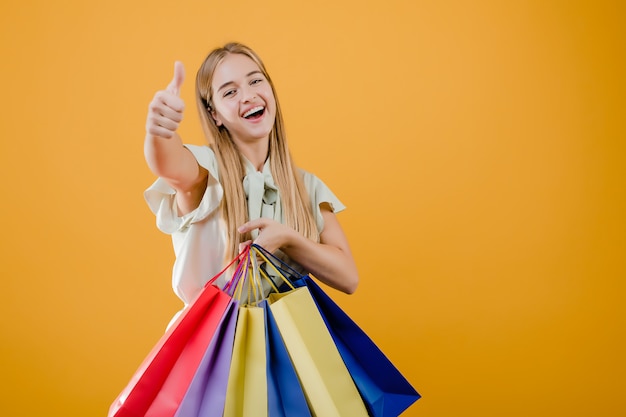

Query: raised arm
[[144, 62, 208, 215]]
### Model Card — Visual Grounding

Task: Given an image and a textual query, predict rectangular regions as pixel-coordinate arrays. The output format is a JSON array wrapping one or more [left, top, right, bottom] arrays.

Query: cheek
[[262, 92, 277, 113], [215, 102, 238, 122]]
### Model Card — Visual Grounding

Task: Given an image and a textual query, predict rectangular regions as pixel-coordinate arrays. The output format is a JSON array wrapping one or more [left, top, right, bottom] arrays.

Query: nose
[[241, 86, 256, 102]]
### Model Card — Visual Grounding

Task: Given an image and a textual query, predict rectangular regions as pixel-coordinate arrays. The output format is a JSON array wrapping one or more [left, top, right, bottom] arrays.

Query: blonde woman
[[144, 43, 358, 308]]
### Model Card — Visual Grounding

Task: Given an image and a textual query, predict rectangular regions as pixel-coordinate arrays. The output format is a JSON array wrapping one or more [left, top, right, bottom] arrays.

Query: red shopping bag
[[108, 251, 247, 417]]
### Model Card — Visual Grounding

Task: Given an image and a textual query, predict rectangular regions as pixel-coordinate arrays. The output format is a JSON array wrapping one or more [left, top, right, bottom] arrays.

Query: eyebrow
[[217, 70, 263, 93]]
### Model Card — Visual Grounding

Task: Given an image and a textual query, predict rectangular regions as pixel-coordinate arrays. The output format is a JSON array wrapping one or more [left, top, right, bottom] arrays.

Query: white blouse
[[145, 144, 345, 306]]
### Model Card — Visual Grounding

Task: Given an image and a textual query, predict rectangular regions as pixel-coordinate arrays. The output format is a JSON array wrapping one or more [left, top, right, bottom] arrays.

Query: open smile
[[242, 105, 265, 120]]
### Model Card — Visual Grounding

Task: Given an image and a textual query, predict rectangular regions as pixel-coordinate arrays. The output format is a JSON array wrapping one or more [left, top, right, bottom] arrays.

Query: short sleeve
[[301, 171, 346, 233], [144, 145, 223, 234]]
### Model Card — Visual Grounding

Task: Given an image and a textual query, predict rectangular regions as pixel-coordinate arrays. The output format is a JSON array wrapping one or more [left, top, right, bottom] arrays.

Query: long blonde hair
[[195, 42, 319, 260]]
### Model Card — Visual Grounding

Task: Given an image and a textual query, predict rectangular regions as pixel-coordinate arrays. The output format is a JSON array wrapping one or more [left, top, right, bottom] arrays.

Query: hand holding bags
[[110, 244, 420, 417]]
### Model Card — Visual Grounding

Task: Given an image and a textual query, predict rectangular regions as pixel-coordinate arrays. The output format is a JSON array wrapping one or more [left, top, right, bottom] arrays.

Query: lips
[[242, 105, 265, 119]]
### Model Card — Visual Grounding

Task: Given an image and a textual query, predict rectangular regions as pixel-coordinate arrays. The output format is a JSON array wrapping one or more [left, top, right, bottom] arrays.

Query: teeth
[[243, 106, 264, 118]]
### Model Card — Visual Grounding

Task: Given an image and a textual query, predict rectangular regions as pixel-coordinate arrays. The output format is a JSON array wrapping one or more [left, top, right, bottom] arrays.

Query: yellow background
[[1, 0, 624, 416]]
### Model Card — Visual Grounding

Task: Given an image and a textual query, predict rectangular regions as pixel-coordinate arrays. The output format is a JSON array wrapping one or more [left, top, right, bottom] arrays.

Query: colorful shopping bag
[[253, 244, 421, 417], [223, 304, 268, 417], [297, 276, 421, 417], [108, 251, 247, 417], [226, 251, 311, 417], [268, 285, 369, 417], [262, 299, 312, 417], [172, 299, 239, 417]]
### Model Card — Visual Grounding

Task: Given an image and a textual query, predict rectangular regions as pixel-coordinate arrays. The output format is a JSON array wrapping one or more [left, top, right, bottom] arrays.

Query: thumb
[[239, 240, 253, 254], [166, 61, 185, 96]]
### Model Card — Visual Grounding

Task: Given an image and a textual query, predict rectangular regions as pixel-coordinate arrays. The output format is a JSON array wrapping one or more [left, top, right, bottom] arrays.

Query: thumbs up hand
[[146, 61, 186, 139]]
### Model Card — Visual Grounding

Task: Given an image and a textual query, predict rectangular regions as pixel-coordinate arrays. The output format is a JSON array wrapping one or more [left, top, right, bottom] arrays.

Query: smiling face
[[210, 53, 277, 147]]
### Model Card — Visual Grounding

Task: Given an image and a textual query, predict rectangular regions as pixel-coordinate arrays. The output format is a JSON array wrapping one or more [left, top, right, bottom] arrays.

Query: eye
[[223, 89, 236, 98], [250, 78, 263, 85]]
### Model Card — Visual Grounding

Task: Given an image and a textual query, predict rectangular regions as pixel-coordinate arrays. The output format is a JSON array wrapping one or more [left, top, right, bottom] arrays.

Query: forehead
[[212, 53, 263, 89]]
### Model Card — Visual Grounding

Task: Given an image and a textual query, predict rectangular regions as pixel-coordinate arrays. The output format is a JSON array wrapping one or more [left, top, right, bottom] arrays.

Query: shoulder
[[300, 168, 324, 188], [184, 144, 219, 181], [300, 168, 346, 214]]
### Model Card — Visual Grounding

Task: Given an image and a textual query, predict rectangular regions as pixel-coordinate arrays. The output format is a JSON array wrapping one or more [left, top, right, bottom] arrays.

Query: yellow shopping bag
[[223, 256, 269, 417], [223, 305, 267, 417], [269, 286, 369, 417]]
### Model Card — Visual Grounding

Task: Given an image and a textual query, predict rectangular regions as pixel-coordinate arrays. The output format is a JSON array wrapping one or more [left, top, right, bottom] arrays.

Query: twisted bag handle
[[250, 244, 304, 283], [222, 245, 251, 296], [222, 244, 295, 306]]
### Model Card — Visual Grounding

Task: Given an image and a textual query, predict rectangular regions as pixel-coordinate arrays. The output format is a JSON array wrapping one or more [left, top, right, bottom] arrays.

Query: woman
[[144, 42, 358, 307]]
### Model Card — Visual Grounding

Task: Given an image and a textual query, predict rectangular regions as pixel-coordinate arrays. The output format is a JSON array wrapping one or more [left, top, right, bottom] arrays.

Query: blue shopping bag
[[252, 244, 421, 417], [296, 276, 421, 417], [261, 300, 312, 417]]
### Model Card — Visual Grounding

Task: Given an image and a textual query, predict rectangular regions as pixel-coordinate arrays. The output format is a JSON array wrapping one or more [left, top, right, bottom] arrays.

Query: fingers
[[146, 62, 186, 139], [166, 61, 185, 96], [146, 94, 184, 138], [239, 240, 253, 254], [237, 218, 266, 234], [238, 219, 288, 256]]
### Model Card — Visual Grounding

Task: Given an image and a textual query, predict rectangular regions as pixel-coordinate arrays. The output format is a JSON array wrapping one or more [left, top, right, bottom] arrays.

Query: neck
[[235, 137, 269, 171]]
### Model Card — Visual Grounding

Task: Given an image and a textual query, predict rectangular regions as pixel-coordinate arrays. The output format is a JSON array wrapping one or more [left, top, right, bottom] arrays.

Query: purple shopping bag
[[173, 299, 239, 417]]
